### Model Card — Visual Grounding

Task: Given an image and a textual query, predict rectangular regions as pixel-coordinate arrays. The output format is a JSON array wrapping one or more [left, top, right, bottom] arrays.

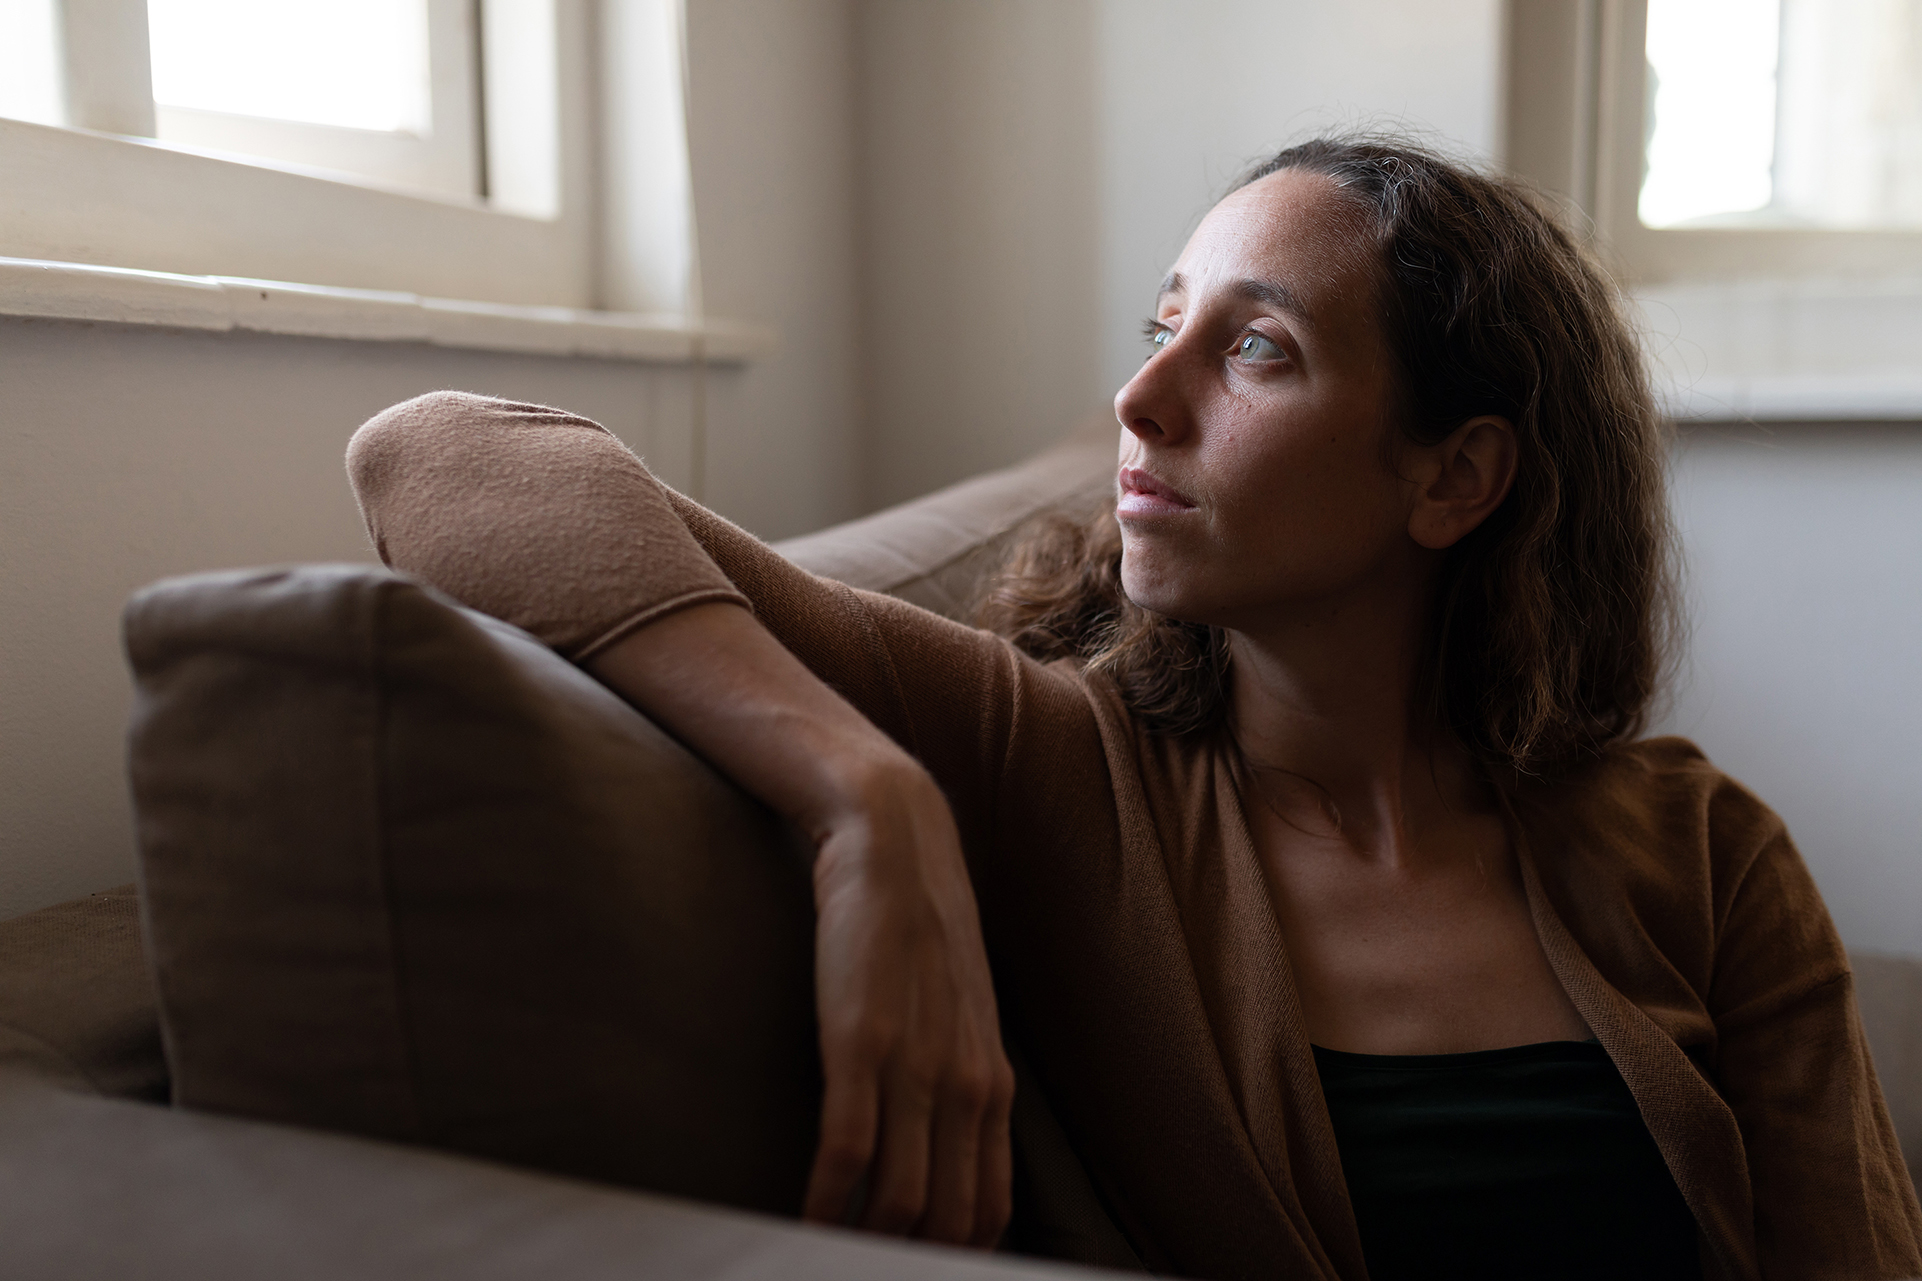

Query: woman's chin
[[1119, 557, 1203, 621]]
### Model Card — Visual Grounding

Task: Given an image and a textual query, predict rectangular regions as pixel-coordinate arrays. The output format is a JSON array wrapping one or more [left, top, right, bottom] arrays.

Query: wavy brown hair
[[979, 136, 1677, 778]]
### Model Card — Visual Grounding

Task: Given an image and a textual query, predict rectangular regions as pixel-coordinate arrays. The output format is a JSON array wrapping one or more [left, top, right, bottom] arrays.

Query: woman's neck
[[1226, 584, 1490, 865]]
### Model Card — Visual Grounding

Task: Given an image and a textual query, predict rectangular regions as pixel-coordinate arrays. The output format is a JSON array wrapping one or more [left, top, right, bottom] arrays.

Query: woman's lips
[[1116, 466, 1196, 517]]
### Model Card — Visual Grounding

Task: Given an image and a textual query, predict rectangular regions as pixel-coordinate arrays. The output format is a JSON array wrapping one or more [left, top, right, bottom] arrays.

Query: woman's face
[[1114, 168, 1425, 632]]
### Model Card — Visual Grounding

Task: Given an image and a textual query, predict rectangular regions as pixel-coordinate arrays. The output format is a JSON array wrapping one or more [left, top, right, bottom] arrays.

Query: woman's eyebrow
[[1155, 271, 1316, 332], [1231, 277, 1316, 331]]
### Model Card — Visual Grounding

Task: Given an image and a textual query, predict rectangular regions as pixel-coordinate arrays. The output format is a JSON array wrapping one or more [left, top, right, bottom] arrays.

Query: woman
[[348, 137, 1921, 1279]]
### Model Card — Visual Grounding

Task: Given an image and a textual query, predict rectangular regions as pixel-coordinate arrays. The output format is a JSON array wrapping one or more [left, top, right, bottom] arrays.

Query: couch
[[1, 420, 1916, 1278], [0, 421, 1139, 1279]]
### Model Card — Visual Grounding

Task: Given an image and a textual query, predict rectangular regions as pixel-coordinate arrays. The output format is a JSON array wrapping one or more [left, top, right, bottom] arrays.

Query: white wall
[[1661, 425, 1922, 956], [856, 0, 1107, 509], [684, 0, 866, 538]]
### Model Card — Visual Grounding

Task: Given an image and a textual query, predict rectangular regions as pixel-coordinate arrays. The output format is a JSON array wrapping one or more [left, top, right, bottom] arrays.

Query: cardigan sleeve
[[345, 390, 1082, 849], [1704, 783, 1922, 1278], [347, 391, 752, 660]]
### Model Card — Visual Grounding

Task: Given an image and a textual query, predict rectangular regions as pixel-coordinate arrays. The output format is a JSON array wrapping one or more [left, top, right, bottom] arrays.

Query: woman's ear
[[1407, 416, 1517, 550]]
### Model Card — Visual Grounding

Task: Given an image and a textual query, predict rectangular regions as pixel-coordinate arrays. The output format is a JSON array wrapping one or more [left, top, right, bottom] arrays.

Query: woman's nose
[[1114, 347, 1193, 446]]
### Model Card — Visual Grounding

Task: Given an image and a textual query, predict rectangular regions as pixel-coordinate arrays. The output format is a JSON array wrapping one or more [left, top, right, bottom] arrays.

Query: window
[[0, 0, 549, 205], [147, 0, 481, 202], [0, 0, 595, 307], [1640, 0, 1922, 231], [1637, 0, 1781, 228], [0, 0, 62, 128], [1505, 0, 1922, 419], [1507, 0, 1922, 281]]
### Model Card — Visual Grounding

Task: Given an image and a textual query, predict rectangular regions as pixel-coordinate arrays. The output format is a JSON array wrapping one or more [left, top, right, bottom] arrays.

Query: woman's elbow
[[346, 389, 552, 569], [347, 390, 501, 514]]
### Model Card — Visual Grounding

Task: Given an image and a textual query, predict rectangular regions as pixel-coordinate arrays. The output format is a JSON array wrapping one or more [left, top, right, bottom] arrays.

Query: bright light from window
[[1643, 0, 1922, 229], [147, 0, 432, 135], [1640, 0, 1781, 227], [0, 0, 64, 127]]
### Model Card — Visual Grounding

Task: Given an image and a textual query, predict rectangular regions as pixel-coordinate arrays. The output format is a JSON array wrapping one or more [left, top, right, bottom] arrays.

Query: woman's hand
[[587, 603, 1015, 1246], [803, 757, 1014, 1244]]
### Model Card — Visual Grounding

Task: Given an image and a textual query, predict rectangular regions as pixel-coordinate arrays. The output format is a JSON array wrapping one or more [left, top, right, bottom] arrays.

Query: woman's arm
[[347, 391, 1044, 1244], [586, 603, 1012, 1244]]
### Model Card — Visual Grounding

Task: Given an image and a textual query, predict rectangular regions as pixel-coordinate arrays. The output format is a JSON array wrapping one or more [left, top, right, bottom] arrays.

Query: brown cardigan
[[347, 392, 1922, 1281]]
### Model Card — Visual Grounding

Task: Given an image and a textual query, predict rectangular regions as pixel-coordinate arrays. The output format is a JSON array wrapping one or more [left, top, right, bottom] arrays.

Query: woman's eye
[[1235, 332, 1283, 361]]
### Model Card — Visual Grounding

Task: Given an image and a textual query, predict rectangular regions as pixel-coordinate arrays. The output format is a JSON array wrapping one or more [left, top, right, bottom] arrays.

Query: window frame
[[1506, 0, 1922, 284], [149, 0, 483, 204], [0, 0, 600, 309], [1504, 0, 1922, 422]]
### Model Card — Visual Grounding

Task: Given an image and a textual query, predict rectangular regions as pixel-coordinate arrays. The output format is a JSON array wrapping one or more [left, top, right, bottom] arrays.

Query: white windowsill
[[1658, 373, 1922, 423], [1636, 278, 1922, 424], [0, 257, 774, 364]]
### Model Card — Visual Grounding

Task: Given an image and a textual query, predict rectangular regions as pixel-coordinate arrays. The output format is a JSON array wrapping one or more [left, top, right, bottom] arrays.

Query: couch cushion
[[125, 565, 820, 1215], [0, 886, 166, 1100]]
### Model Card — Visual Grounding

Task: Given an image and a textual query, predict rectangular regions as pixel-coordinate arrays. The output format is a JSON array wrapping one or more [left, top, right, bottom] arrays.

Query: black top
[[1312, 1039, 1700, 1281]]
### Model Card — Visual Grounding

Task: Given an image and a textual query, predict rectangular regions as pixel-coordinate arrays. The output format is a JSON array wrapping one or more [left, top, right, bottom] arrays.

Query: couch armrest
[[774, 419, 1115, 620], [0, 1069, 1113, 1281]]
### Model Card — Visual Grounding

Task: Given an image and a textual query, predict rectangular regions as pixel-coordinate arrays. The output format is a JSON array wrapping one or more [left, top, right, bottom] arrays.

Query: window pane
[[1642, 0, 1922, 230], [1774, 0, 1922, 228], [1640, 0, 1781, 227], [0, 0, 64, 126], [147, 0, 432, 135]]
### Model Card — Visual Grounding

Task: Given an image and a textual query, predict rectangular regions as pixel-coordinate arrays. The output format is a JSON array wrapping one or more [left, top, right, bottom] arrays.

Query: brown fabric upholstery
[[125, 566, 821, 1216], [0, 421, 1146, 1277], [0, 885, 164, 1100]]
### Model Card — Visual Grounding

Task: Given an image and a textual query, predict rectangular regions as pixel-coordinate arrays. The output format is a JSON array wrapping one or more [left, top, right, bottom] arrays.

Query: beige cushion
[[125, 565, 821, 1215]]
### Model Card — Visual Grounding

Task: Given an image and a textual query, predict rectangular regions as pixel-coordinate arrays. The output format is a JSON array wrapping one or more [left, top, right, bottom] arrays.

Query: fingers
[[970, 1055, 1017, 1248], [860, 1057, 936, 1234], [877, 1033, 1017, 1247], [803, 1064, 879, 1225], [808, 1022, 1014, 1248], [917, 1061, 986, 1244]]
